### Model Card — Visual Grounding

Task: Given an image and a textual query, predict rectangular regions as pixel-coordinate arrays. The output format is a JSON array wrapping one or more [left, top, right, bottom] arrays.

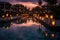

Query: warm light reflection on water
[[0, 18, 59, 40], [11, 19, 40, 27], [10, 19, 47, 32]]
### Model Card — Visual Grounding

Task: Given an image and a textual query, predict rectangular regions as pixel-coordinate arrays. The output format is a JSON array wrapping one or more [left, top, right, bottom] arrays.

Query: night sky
[[0, 0, 60, 9], [0, 0, 60, 3], [0, 0, 37, 2]]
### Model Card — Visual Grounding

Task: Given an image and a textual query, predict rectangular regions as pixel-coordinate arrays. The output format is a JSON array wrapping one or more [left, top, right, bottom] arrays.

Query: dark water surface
[[0, 19, 60, 40]]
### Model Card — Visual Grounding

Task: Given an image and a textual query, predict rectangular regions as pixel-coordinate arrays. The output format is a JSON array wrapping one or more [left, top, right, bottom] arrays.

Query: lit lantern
[[10, 15, 12, 17], [40, 16, 42, 19], [45, 7, 47, 9], [16, 14, 18, 16], [2, 15, 5, 18], [34, 14, 37, 17], [43, 12, 45, 13], [38, 14, 39, 17], [41, 17, 44, 21], [51, 34, 55, 38], [52, 20, 55, 26], [6, 14, 8, 17], [45, 14, 48, 18], [10, 16, 13, 20], [50, 15, 53, 19]]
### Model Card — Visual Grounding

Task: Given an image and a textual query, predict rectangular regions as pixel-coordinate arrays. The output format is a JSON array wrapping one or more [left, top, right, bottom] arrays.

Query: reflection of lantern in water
[[45, 33, 48, 37], [51, 34, 55, 38], [3, 27, 5, 29]]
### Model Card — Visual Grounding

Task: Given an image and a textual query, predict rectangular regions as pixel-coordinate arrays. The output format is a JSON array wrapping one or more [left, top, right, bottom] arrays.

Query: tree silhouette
[[45, 0, 57, 5], [38, 0, 42, 6], [49, 5, 60, 19], [32, 6, 42, 14], [0, 1, 11, 9]]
